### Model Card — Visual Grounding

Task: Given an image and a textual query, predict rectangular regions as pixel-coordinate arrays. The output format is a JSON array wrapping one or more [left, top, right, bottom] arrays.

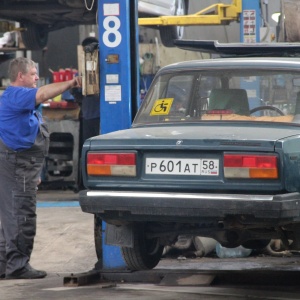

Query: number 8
[[103, 16, 122, 48]]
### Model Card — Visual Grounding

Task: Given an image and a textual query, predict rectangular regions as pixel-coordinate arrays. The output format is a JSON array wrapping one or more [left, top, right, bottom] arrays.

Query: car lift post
[[240, 0, 261, 111], [97, 0, 139, 269], [240, 0, 260, 43]]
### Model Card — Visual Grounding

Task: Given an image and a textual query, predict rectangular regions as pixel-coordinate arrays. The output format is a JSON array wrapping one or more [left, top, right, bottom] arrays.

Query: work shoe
[[6, 264, 47, 280], [0, 273, 5, 279]]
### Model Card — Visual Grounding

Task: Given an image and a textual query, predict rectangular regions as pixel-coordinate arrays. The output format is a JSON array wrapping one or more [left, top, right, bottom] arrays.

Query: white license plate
[[145, 158, 219, 176]]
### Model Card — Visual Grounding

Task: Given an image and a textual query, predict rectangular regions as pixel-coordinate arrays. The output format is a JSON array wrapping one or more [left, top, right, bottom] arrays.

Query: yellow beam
[[138, 0, 242, 26]]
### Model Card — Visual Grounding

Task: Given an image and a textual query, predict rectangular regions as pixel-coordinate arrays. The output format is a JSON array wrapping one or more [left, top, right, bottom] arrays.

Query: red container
[[59, 70, 65, 81], [64, 69, 73, 81], [52, 72, 60, 83], [52, 69, 73, 82]]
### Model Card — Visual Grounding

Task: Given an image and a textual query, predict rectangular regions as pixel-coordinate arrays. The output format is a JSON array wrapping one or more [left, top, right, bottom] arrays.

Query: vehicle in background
[[138, 0, 188, 47], [0, 0, 188, 50], [79, 42, 300, 271]]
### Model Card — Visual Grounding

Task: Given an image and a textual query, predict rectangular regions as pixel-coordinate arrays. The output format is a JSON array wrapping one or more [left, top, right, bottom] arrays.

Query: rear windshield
[[133, 69, 300, 125]]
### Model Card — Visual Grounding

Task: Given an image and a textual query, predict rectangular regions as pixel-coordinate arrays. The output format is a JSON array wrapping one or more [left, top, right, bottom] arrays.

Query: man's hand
[[72, 76, 82, 88]]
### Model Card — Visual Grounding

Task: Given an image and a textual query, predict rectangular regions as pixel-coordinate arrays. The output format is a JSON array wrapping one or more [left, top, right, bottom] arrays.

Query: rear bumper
[[79, 190, 300, 223]]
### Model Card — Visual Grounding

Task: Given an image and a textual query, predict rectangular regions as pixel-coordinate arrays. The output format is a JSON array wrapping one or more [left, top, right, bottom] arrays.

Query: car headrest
[[209, 89, 250, 115]]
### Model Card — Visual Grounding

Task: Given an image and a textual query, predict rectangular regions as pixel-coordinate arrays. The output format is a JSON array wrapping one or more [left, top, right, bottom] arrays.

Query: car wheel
[[20, 22, 48, 50], [94, 214, 103, 260], [159, 0, 189, 47], [121, 223, 163, 270]]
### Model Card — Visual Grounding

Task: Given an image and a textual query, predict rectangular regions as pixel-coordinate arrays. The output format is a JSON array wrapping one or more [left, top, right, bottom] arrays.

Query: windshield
[[134, 69, 300, 125]]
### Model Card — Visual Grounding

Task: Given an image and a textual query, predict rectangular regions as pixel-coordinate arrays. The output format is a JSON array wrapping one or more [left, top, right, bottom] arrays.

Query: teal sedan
[[80, 42, 300, 271]]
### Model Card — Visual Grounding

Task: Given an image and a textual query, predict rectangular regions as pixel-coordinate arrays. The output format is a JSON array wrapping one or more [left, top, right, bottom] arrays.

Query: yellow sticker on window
[[150, 98, 174, 116]]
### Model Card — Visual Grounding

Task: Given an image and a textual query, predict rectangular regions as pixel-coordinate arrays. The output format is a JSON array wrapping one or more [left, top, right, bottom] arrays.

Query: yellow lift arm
[[138, 0, 242, 27]]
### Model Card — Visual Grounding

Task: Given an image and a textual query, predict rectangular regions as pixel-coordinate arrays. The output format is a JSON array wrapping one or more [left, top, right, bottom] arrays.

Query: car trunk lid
[[84, 123, 299, 193]]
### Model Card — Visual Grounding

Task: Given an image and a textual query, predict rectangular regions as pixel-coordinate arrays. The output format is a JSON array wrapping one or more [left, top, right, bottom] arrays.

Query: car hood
[[88, 123, 300, 150]]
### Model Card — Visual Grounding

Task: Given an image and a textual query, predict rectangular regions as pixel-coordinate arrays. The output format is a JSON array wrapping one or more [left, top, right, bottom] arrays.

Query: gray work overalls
[[0, 120, 49, 276]]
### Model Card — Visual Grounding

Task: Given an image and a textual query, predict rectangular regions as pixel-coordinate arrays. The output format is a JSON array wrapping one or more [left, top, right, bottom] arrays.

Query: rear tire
[[283, 0, 300, 42], [121, 223, 163, 270], [20, 22, 48, 50], [159, 0, 188, 47], [94, 214, 103, 260]]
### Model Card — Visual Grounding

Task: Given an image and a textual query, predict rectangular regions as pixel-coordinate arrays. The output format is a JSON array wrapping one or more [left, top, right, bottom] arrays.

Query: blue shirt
[[0, 86, 39, 151]]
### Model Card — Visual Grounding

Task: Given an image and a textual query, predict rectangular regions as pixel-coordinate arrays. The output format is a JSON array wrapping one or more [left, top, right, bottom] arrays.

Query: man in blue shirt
[[0, 57, 81, 280]]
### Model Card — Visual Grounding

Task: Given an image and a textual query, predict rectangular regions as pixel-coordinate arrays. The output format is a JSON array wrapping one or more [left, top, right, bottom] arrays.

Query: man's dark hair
[[82, 37, 98, 47]]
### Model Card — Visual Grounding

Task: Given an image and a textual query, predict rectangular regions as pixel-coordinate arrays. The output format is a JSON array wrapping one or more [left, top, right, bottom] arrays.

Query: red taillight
[[224, 154, 278, 179], [87, 152, 136, 176], [87, 153, 136, 165], [224, 155, 277, 168]]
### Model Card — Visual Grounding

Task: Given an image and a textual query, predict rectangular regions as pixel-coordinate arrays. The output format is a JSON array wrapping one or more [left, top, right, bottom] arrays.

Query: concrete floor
[[32, 196, 97, 274]]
